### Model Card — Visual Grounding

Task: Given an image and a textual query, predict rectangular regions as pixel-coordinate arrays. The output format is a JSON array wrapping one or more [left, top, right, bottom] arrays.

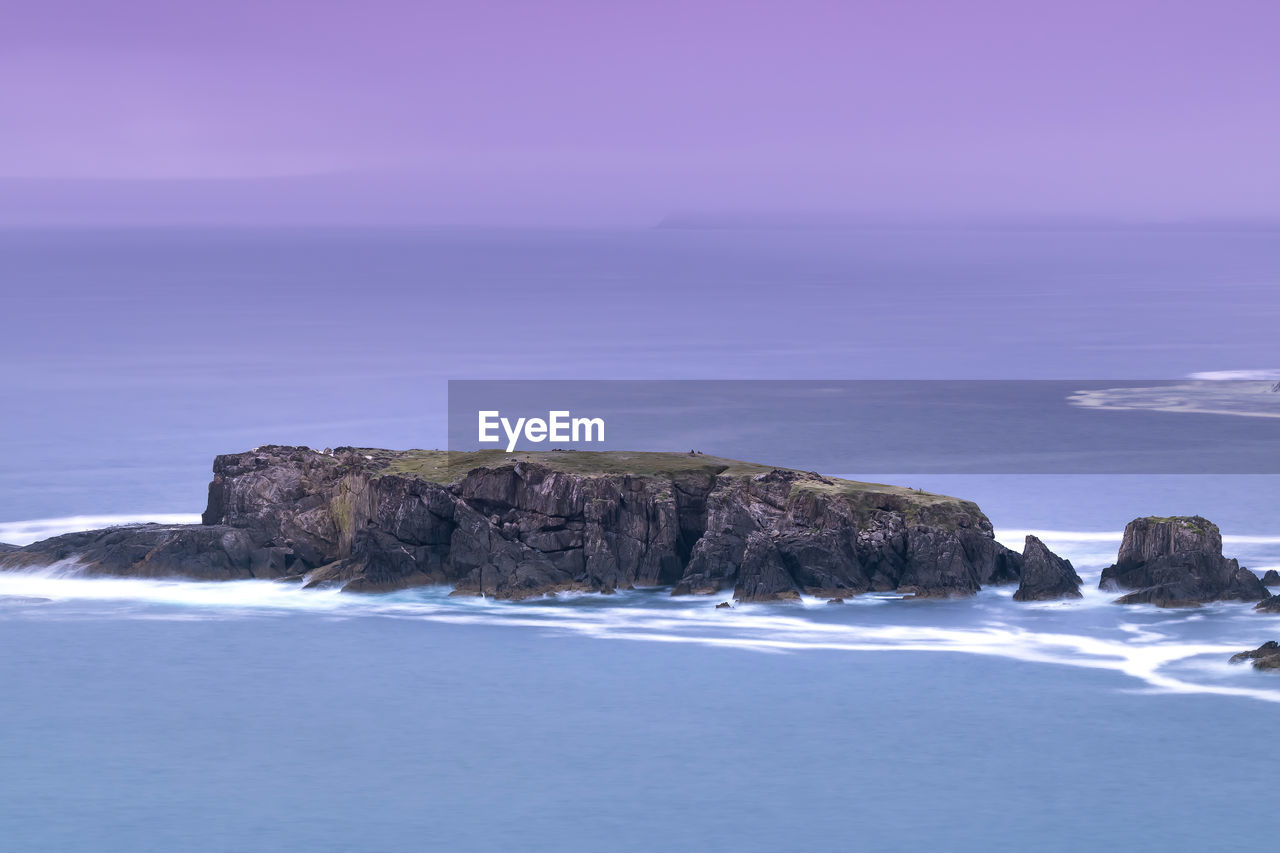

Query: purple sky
[[3, 0, 1278, 224]]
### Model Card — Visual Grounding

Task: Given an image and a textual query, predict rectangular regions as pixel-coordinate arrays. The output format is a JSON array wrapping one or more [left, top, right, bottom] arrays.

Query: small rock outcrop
[[0, 523, 299, 580], [1100, 516, 1268, 607], [1012, 535, 1082, 601], [0, 447, 1026, 601], [1262, 570, 1280, 586], [1229, 641, 1280, 670], [1257, 595, 1280, 613]]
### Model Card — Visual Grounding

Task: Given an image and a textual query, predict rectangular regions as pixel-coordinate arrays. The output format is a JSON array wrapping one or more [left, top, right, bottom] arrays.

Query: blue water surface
[[0, 602, 1274, 853]]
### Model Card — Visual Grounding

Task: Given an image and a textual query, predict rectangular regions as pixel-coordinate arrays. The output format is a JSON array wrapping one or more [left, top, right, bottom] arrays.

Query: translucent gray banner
[[447, 380, 1280, 474]]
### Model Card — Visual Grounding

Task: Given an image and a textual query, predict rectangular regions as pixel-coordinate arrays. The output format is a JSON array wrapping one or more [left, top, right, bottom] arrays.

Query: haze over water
[[3, 225, 1278, 520]]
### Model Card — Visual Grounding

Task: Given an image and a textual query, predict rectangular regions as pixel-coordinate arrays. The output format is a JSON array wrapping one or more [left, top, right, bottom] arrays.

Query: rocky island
[[1, 446, 1040, 601], [2, 448, 1276, 615]]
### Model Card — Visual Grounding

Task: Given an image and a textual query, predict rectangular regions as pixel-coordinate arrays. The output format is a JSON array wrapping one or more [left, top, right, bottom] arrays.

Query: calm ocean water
[[2, 227, 1278, 850], [3, 226, 1279, 521], [2, 574, 1279, 853]]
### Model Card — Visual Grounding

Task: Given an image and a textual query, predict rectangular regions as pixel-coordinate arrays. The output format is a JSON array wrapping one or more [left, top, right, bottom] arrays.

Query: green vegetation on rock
[[362, 449, 982, 529], [1141, 515, 1217, 536], [371, 449, 946, 497]]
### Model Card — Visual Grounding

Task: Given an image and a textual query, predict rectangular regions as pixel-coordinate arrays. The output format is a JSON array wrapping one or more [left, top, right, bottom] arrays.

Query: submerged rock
[[1100, 516, 1268, 607], [1012, 535, 1081, 601], [1229, 641, 1280, 670], [715, 601, 732, 609], [1, 446, 1025, 601]]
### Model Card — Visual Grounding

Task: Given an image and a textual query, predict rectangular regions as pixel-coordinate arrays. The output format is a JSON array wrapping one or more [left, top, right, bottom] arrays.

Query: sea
[[1, 226, 1278, 851]]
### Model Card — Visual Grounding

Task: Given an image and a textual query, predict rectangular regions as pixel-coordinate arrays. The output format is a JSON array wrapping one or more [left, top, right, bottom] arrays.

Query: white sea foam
[[1188, 369, 1280, 381], [0, 566, 348, 611], [1069, 380, 1280, 419], [0, 514, 202, 546], [3, 569, 1279, 705]]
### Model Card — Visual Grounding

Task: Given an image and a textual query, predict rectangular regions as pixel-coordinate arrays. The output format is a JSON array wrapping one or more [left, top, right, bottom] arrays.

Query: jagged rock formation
[[1100, 516, 1268, 607], [1262, 569, 1280, 586], [1229, 641, 1280, 670], [0, 446, 1031, 601], [1012, 535, 1082, 601]]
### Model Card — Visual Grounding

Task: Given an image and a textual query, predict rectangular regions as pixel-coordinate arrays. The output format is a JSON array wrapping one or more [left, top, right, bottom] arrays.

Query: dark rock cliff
[[2, 446, 1031, 601], [1100, 516, 1268, 607]]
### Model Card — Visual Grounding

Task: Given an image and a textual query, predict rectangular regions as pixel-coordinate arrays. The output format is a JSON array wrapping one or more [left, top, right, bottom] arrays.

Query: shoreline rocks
[[1229, 641, 1280, 670], [1100, 516, 1268, 607], [0, 523, 299, 580], [1256, 595, 1280, 613]]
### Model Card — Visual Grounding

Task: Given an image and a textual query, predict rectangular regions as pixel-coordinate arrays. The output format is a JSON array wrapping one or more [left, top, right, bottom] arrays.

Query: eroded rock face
[[1013, 535, 1082, 601], [675, 470, 1025, 601], [1, 447, 1026, 601], [1100, 516, 1268, 607]]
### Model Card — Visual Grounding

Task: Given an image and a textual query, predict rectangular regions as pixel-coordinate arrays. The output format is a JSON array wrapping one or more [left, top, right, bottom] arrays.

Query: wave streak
[[3, 570, 1279, 705], [0, 514, 203, 546]]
